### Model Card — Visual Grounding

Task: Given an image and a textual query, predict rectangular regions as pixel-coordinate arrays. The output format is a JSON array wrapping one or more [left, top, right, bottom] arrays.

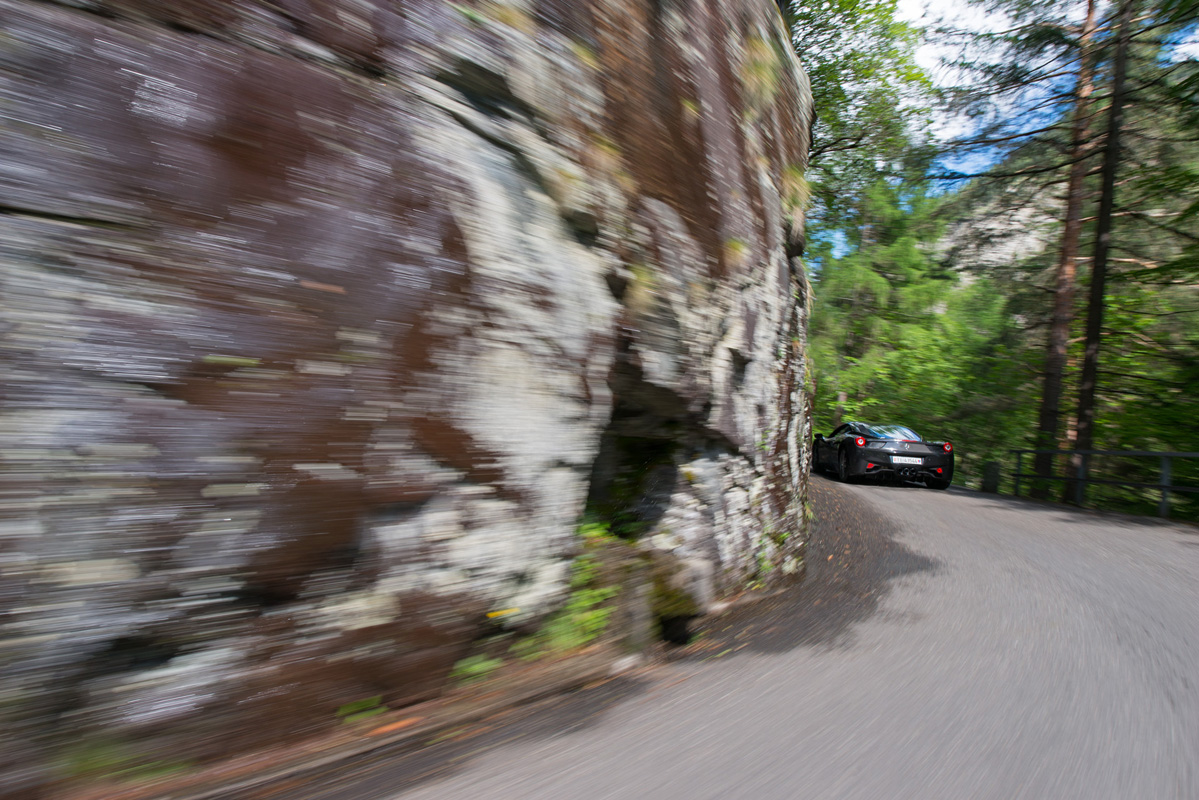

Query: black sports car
[[812, 421, 954, 489]]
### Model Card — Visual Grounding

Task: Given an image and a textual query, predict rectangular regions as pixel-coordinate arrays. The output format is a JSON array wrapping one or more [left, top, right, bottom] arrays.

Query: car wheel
[[927, 477, 950, 490], [810, 445, 821, 474], [837, 448, 848, 482]]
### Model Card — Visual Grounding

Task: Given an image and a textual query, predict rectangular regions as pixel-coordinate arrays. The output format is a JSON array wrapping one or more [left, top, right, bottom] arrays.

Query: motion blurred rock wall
[[0, 0, 811, 789]]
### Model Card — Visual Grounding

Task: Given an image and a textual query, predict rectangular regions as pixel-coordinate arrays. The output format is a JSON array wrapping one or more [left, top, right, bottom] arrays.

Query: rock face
[[0, 0, 812, 787]]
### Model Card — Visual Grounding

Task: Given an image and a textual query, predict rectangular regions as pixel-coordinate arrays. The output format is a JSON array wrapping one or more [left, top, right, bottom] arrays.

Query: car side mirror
[[814, 433, 823, 441]]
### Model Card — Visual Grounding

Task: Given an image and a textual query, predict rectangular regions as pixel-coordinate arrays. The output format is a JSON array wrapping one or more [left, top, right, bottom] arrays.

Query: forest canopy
[[785, 0, 1199, 517]]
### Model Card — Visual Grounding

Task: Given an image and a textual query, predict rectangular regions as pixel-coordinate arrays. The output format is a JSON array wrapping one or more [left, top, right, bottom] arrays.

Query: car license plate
[[892, 456, 922, 465]]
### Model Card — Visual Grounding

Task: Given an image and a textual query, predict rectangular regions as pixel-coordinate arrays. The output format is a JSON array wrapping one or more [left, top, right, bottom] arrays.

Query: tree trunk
[[1073, 0, 1135, 498], [1032, 0, 1098, 500]]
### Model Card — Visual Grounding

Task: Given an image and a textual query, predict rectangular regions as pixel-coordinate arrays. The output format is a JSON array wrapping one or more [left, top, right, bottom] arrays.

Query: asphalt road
[[261, 477, 1199, 800]]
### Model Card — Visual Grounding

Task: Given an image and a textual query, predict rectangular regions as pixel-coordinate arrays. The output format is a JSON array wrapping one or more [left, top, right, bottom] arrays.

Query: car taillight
[[943, 442, 953, 452], [855, 437, 866, 447]]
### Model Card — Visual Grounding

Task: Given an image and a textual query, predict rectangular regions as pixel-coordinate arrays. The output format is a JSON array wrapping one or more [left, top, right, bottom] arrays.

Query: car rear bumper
[[865, 463, 952, 481], [846, 450, 954, 480]]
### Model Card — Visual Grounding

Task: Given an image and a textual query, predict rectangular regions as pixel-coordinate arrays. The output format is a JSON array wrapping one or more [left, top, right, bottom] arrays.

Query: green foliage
[[570, 39, 601, 70], [741, 35, 782, 115], [781, 0, 934, 225], [802, 0, 1199, 505], [578, 521, 617, 542], [781, 164, 812, 226], [511, 524, 622, 660], [756, 549, 775, 576], [337, 696, 386, 724], [56, 739, 191, 783], [450, 3, 485, 25], [450, 654, 504, 685], [540, 558, 619, 650], [809, 171, 1042, 483], [1080, 279, 1199, 453]]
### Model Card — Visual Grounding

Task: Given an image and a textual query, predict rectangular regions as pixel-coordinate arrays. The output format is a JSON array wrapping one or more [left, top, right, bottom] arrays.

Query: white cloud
[[1170, 30, 1199, 62], [894, 0, 1095, 148], [892, 0, 1016, 142], [896, 0, 1095, 81], [897, 0, 1010, 73]]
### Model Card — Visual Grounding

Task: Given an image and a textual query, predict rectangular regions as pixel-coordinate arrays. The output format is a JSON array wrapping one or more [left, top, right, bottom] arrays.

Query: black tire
[[927, 477, 950, 490], [838, 448, 849, 482], [810, 444, 821, 474]]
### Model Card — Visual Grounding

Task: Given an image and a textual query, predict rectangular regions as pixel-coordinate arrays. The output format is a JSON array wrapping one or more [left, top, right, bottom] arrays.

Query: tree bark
[[1073, 0, 1135, 492], [1032, 0, 1098, 500]]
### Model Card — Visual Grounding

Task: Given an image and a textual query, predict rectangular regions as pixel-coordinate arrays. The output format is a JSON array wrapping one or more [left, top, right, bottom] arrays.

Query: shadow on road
[[684, 475, 937, 657]]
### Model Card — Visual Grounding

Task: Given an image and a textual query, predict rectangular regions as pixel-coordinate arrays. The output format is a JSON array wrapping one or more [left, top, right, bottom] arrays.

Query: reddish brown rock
[[0, 0, 812, 789]]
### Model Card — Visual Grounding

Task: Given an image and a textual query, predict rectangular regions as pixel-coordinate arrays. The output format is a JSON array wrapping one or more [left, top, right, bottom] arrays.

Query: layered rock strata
[[0, 0, 812, 788]]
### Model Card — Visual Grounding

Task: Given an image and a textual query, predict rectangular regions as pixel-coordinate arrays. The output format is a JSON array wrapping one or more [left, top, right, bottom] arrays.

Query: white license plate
[[892, 456, 923, 465]]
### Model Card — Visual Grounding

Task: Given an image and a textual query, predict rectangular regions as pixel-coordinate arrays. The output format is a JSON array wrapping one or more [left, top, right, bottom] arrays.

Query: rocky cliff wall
[[0, 0, 812, 789]]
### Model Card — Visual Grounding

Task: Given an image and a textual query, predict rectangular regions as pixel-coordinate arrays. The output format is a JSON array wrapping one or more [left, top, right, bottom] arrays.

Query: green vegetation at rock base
[[510, 523, 623, 661], [450, 654, 505, 685], [337, 695, 387, 724]]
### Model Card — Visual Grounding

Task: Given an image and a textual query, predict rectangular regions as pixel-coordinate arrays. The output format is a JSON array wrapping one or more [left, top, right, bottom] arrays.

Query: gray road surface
[[279, 478, 1199, 800]]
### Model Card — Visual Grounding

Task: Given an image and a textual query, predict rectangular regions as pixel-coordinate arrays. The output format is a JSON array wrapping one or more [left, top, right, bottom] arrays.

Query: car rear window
[[862, 424, 922, 441]]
